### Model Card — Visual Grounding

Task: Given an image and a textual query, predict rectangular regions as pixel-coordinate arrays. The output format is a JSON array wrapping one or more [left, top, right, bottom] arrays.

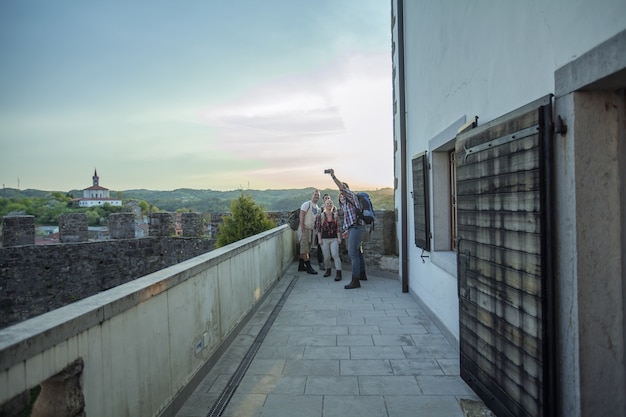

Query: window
[[428, 116, 475, 253]]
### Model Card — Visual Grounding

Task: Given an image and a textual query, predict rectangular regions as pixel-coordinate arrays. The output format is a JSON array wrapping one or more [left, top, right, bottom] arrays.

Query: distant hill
[[0, 187, 395, 213]]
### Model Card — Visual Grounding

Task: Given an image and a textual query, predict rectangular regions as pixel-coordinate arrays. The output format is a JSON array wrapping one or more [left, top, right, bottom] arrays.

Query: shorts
[[299, 228, 314, 255]]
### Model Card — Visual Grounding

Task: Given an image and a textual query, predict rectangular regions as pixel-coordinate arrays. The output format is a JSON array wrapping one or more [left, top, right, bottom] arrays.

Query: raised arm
[[327, 169, 345, 191]]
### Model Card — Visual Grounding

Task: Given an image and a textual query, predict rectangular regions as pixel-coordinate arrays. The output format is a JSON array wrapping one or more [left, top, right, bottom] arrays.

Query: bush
[[215, 191, 276, 248]]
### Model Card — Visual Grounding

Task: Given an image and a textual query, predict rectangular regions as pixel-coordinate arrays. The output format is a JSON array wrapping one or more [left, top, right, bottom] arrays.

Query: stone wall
[[1, 215, 35, 246], [274, 209, 399, 273], [181, 212, 204, 237], [360, 210, 398, 270], [149, 212, 176, 237], [109, 212, 135, 239], [58, 213, 88, 243], [0, 237, 215, 329], [0, 210, 397, 330]]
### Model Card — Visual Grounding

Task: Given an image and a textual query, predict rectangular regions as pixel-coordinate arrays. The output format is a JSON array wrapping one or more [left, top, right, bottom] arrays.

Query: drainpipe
[[397, 0, 409, 293]]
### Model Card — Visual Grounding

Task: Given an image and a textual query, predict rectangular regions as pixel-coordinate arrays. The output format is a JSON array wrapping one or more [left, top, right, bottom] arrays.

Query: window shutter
[[412, 152, 430, 250]]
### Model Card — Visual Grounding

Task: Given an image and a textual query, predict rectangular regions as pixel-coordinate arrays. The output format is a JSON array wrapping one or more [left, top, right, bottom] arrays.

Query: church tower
[[76, 169, 122, 208]]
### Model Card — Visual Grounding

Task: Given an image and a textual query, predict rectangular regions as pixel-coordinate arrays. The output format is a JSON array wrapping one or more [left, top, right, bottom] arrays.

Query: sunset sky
[[0, 1, 393, 192]]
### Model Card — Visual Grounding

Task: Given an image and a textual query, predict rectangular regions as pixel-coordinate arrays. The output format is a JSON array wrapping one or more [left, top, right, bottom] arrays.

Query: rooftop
[[175, 262, 493, 417]]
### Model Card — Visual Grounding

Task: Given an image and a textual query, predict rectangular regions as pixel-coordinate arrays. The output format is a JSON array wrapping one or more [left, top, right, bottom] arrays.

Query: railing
[[0, 225, 295, 417]]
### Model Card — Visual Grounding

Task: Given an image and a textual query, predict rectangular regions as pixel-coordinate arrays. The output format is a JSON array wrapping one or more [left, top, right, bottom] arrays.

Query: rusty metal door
[[456, 95, 555, 417]]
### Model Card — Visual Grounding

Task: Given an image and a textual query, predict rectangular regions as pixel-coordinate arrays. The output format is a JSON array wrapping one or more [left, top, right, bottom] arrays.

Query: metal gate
[[455, 95, 555, 417]]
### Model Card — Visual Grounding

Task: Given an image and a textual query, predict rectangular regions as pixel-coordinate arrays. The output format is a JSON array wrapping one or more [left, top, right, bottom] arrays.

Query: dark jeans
[[347, 225, 366, 279]]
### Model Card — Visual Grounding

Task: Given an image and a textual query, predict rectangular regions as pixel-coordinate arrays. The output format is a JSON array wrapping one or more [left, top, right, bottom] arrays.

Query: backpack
[[288, 208, 300, 230], [288, 202, 315, 230], [348, 192, 375, 225], [356, 192, 375, 225]]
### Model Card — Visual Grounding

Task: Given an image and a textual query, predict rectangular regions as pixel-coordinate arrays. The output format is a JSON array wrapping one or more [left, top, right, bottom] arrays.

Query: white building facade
[[77, 169, 122, 208], [391, 1, 625, 417]]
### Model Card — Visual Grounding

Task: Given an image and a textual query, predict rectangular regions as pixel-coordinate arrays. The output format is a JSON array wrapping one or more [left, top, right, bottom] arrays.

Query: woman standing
[[315, 197, 343, 280]]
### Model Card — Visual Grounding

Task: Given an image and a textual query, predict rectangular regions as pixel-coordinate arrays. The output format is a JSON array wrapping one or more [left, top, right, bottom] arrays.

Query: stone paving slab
[[175, 263, 488, 417]]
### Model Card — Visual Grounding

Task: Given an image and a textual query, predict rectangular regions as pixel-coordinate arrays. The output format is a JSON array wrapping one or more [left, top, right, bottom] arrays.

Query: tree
[[215, 191, 276, 248]]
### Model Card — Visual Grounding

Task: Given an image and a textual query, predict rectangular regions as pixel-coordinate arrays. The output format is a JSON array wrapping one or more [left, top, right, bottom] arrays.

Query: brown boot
[[334, 270, 342, 281], [360, 271, 367, 280], [344, 278, 361, 289], [324, 268, 332, 277]]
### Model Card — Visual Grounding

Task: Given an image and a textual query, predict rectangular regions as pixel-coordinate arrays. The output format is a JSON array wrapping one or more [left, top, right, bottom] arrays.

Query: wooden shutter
[[412, 152, 430, 250], [456, 95, 555, 417]]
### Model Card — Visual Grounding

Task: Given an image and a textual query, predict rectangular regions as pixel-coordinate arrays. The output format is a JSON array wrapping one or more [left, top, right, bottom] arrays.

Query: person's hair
[[342, 182, 349, 189]]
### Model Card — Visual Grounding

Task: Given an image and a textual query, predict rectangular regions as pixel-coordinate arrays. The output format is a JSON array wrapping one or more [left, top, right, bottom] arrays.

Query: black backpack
[[288, 208, 300, 230]]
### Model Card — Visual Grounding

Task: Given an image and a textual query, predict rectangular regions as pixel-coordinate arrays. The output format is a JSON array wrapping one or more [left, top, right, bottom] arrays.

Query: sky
[[0, 1, 393, 192]]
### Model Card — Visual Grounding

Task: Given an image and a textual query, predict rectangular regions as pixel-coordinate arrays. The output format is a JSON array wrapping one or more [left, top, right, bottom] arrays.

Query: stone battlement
[[0, 210, 397, 329]]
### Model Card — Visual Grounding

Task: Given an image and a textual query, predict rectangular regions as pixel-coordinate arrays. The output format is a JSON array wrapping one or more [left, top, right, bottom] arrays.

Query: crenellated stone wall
[[0, 210, 397, 330], [108, 212, 135, 239], [58, 213, 88, 243], [149, 212, 175, 237], [181, 212, 204, 237], [1, 215, 35, 247], [0, 236, 216, 329]]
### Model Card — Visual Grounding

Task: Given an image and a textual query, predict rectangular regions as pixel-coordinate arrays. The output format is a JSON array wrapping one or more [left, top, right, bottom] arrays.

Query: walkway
[[175, 262, 487, 417]]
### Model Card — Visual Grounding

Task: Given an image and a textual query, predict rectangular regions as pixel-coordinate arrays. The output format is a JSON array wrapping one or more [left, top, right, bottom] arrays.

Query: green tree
[[51, 192, 71, 204], [215, 191, 276, 248], [84, 210, 101, 225]]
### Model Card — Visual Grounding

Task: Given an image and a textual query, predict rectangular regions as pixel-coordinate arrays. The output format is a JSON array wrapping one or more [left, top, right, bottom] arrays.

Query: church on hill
[[75, 169, 122, 208]]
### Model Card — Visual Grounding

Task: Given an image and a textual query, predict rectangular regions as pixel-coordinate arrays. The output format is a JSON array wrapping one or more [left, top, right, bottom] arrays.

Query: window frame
[[426, 116, 474, 274]]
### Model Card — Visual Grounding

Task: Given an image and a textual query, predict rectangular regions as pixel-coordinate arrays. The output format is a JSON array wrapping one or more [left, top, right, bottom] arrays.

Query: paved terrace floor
[[175, 262, 492, 417]]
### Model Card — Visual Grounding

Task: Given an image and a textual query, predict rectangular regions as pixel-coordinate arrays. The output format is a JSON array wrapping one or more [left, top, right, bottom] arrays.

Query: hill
[[0, 187, 394, 213]]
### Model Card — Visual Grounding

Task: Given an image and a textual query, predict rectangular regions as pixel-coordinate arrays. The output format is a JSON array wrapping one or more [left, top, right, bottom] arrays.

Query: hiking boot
[[298, 259, 307, 272], [334, 270, 342, 281], [324, 268, 332, 277], [305, 261, 318, 275], [360, 271, 368, 280], [344, 278, 361, 289]]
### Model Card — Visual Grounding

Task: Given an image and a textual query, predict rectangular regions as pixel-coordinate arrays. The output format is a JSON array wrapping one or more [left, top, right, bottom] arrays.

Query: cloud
[[197, 50, 392, 188]]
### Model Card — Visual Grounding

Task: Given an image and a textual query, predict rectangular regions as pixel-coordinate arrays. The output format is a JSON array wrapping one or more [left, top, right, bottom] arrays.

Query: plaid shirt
[[340, 190, 361, 230], [315, 210, 339, 238]]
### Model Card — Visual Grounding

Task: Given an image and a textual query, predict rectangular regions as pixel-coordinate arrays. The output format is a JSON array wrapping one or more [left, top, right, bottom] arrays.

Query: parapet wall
[[0, 237, 215, 329], [0, 210, 397, 330], [0, 225, 295, 417], [0, 210, 216, 329]]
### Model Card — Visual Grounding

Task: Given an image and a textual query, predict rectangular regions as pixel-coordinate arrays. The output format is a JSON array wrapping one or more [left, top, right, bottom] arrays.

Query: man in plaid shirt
[[327, 169, 367, 289]]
